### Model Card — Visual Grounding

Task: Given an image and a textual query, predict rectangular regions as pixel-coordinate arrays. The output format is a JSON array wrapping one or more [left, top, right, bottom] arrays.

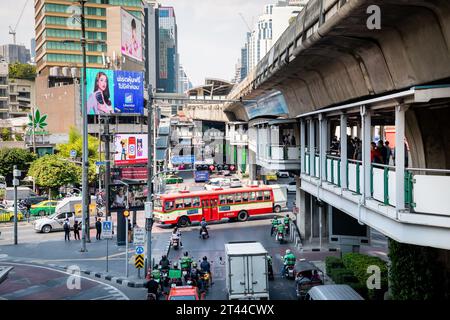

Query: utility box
[[224, 242, 269, 300]]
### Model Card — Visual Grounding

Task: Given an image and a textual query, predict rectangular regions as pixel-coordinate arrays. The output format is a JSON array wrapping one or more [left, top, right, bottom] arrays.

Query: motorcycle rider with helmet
[[281, 249, 296, 277]]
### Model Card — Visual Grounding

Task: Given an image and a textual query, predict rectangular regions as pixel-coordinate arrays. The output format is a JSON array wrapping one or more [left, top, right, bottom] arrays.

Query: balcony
[[257, 144, 301, 170]]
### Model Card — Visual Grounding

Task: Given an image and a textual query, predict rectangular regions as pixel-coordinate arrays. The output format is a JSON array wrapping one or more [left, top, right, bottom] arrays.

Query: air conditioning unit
[[62, 67, 69, 77], [50, 67, 58, 77], [70, 68, 78, 78]]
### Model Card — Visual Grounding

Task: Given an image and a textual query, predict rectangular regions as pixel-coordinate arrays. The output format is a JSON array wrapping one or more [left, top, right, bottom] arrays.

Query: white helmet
[[286, 249, 291, 254]]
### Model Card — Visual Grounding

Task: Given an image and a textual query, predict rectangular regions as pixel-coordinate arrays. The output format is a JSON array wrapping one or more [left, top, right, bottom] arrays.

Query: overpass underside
[[226, 0, 450, 251]]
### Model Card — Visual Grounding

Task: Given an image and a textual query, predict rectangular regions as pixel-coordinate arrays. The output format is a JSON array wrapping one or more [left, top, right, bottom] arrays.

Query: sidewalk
[[0, 234, 170, 288]]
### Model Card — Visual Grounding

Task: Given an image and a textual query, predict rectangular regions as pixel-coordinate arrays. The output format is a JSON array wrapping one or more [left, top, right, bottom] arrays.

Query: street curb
[[1, 258, 146, 289]]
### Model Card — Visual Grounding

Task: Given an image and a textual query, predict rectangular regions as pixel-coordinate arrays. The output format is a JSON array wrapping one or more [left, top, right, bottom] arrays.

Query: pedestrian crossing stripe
[[135, 254, 144, 269]]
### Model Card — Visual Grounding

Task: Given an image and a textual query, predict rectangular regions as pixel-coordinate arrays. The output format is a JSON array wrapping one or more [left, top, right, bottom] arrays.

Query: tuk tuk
[[295, 259, 324, 300]]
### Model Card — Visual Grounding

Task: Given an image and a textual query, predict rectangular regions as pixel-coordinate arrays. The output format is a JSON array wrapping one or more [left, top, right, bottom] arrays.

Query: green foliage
[[0, 148, 36, 183], [0, 189, 5, 199], [1, 128, 12, 141], [388, 239, 449, 300], [342, 253, 388, 300], [325, 256, 344, 271], [56, 127, 100, 184], [15, 134, 23, 141], [8, 62, 36, 80], [28, 155, 80, 190]]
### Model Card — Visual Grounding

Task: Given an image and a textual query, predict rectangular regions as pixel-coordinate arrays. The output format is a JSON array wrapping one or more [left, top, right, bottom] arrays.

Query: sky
[[0, 0, 268, 87]]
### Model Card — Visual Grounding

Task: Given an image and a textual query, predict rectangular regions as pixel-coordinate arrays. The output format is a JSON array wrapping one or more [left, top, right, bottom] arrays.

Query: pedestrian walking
[[96, 218, 102, 240], [63, 218, 71, 242], [73, 220, 80, 240], [128, 218, 133, 243]]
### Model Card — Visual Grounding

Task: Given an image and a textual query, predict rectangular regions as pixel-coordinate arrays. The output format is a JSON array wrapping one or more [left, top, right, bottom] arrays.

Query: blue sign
[[96, 161, 107, 166], [135, 246, 144, 255], [86, 68, 144, 115], [219, 206, 231, 211], [187, 209, 199, 215], [70, 150, 77, 158], [244, 90, 289, 120], [102, 221, 113, 239], [171, 155, 195, 164]]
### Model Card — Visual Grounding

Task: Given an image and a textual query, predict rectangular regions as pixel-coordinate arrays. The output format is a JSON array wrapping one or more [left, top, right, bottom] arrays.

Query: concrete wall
[[35, 76, 77, 135]]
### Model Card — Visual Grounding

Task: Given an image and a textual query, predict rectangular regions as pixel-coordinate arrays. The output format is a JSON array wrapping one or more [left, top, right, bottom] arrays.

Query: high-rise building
[[145, 1, 159, 89], [0, 44, 31, 64], [33, 0, 146, 139], [0, 61, 9, 120], [240, 32, 251, 81], [178, 64, 192, 94], [232, 58, 242, 84], [246, 1, 306, 72], [30, 39, 37, 63], [34, 0, 145, 76], [157, 6, 178, 93]]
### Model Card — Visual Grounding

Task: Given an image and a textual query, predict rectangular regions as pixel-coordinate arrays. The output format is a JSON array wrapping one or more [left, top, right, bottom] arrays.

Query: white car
[[277, 171, 290, 178], [34, 212, 80, 233], [205, 178, 231, 190], [230, 178, 242, 188]]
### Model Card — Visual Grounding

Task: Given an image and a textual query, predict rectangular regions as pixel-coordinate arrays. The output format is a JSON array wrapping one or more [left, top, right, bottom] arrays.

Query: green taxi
[[0, 208, 24, 223], [29, 200, 58, 216], [164, 174, 183, 184]]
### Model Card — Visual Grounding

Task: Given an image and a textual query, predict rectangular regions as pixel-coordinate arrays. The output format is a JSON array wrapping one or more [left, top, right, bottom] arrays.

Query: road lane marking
[[1, 261, 129, 300]]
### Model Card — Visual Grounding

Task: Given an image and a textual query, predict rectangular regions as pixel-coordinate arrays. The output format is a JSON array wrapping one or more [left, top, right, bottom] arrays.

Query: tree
[[1, 128, 12, 141], [56, 127, 100, 184], [8, 63, 36, 80], [0, 148, 36, 185], [28, 155, 80, 196]]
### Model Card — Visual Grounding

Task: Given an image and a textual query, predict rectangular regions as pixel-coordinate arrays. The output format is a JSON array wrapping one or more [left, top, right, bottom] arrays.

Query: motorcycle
[[284, 222, 290, 235], [171, 237, 180, 250], [200, 227, 209, 240], [200, 272, 210, 292], [276, 231, 284, 244], [160, 268, 170, 287], [181, 267, 190, 282], [284, 265, 296, 280]]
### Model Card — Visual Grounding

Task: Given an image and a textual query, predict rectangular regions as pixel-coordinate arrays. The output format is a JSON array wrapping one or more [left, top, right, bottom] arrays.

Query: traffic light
[[123, 210, 130, 217]]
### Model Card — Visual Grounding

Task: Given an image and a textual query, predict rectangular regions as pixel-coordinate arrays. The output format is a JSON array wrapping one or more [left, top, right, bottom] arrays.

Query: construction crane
[[238, 13, 252, 32], [9, 0, 30, 44]]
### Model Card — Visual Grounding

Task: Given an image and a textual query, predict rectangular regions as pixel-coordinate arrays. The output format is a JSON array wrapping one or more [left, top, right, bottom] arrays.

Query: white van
[[268, 185, 287, 213], [305, 285, 364, 300]]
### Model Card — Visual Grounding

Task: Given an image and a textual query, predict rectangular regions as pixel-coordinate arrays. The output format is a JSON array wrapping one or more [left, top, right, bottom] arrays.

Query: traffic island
[[0, 266, 13, 284]]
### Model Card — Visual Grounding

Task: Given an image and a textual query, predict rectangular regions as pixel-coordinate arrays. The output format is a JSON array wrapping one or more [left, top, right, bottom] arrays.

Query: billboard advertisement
[[244, 90, 289, 120], [109, 183, 146, 211], [114, 134, 148, 166], [121, 9, 143, 62], [86, 68, 144, 115]]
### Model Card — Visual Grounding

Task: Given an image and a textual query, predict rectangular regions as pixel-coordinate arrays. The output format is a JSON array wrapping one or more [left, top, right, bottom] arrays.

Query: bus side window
[[165, 201, 174, 211], [227, 194, 234, 204], [257, 191, 263, 201], [184, 198, 192, 208], [192, 197, 200, 207], [175, 198, 184, 209], [249, 192, 256, 201], [264, 191, 271, 201], [242, 192, 249, 202], [235, 193, 242, 203], [219, 195, 226, 204]]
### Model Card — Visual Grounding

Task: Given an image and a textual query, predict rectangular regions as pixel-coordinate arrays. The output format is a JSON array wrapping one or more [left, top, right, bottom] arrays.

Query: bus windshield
[[154, 198, 163, 211]]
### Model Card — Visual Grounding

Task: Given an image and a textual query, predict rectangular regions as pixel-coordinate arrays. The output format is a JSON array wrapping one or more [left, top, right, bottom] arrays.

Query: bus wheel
[[274, 205, 281, 213], [237, 211, 248, 222], [177, 216, 190, 228]]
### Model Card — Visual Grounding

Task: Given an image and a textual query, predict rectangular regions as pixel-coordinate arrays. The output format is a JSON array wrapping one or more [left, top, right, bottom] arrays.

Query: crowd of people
[[329, 135, 406, 166]]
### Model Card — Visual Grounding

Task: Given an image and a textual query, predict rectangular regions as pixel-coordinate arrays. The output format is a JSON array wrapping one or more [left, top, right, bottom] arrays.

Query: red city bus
[[153, 186, 275, 227]]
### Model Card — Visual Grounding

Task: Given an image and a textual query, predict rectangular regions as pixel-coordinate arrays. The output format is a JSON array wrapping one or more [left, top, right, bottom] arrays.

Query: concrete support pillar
[[300, 120, 306, 174], [340, 114, 348, 189], [309, 119, 315, 176], [395, 105, 407, 212], [319, 114, 327, 182], [309, 195, 314, 242], [361, 106, 372, 201], [299, 189, 307, 240], [248, 150, 257, 181]]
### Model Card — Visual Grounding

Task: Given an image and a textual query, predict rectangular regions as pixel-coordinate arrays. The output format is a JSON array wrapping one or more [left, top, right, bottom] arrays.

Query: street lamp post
[[145, 86, 154, 277], [79, 0, 89, 252]]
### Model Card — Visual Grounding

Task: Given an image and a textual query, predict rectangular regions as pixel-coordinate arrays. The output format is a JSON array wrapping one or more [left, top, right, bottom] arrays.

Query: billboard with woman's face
[[121, 9, 142, 62], [86, 68, 144, 115]]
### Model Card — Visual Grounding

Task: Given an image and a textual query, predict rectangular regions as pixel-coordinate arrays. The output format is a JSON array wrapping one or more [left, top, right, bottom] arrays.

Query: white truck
[[33, 196, 96, 233], [225, 242, 270, 300], [269, 184, 288, 213]]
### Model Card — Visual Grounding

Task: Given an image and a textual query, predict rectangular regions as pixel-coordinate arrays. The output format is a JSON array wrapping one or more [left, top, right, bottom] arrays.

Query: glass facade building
[[34, 0, 145, 74], [157, 6, 178, 93]]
